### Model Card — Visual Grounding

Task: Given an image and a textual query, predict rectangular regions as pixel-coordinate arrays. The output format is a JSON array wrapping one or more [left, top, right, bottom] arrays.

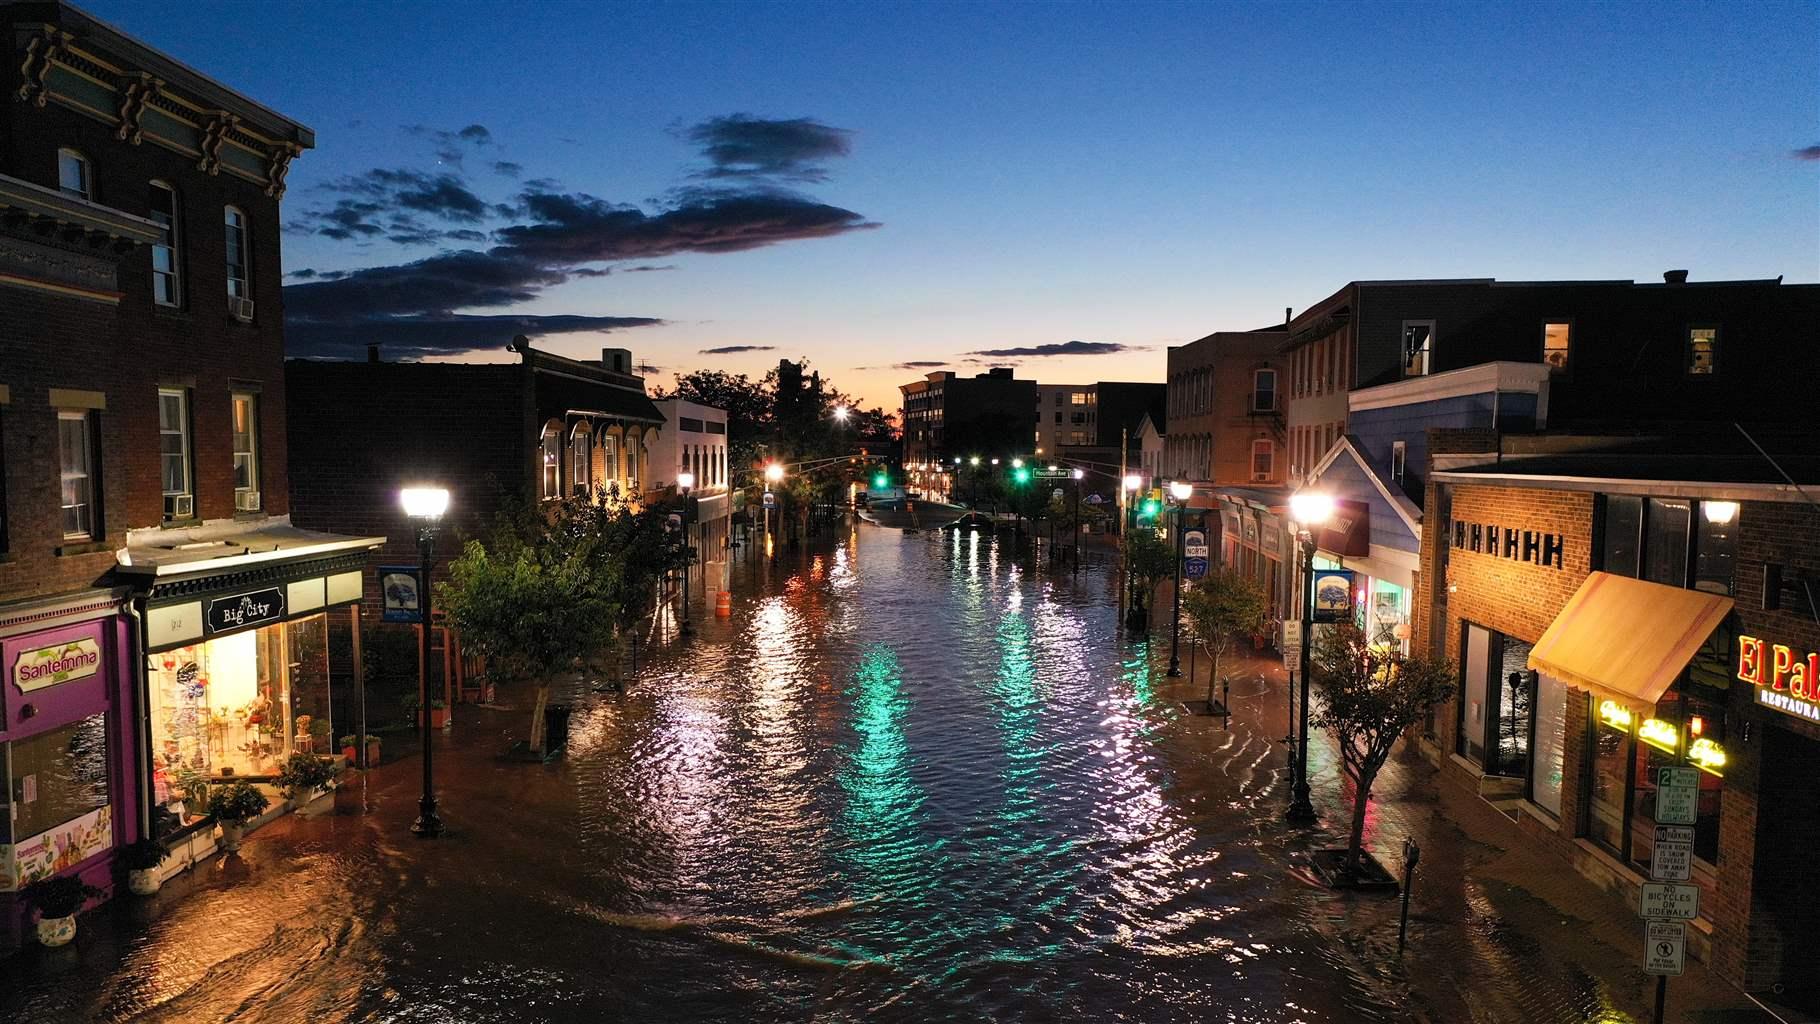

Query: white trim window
[[159, 388, 193, 520], [1542, 321, 1571, 374], [540, 423, 562, 500], [58, 148, 91, 200], [1402, 320, 1435, 377], [151, 181, 182, 307], [232, 392, 260, 511], [224, 206, 250, 301], [1251, 439, 1275, 482], [571, 423, 592, 494], [58, 410, 95, 539], [1391, 440, 1407, 486], [1252, 368, 1278, 412]]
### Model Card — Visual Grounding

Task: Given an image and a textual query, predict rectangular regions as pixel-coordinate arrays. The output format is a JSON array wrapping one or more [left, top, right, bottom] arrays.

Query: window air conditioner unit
[[165, 493, 194, 519], [1252, 471, 1272, 483], [235, 489, 261, 512], [229, 296, 255, 321]]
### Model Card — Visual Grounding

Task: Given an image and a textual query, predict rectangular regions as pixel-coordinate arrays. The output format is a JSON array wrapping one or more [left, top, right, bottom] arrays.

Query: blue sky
[[87, 0, 1820, 409]]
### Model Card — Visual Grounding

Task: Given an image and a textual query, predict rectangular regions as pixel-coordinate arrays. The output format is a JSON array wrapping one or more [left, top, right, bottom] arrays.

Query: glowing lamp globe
[[765, 463, 785, 483], [400, 487, 449, 519], [677, 472, 695, 491], [1169, 480, 1193, 502], [1290, 492, 1335, 528], [1703, 500, 1739, 525], [1122, 474, 1142, 492]]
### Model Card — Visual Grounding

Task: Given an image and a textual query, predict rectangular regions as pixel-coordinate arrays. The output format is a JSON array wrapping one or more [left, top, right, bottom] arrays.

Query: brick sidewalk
[[1151, 632, 1770, 1024]]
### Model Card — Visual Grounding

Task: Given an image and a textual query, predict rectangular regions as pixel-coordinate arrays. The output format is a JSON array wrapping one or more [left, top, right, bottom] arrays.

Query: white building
[[649, 399, 731, 591], [1034, 383, 1097, 457]]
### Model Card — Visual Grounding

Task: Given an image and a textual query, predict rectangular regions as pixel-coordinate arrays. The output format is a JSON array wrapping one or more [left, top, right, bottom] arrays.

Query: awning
[[1528, 571, 1733, 711]]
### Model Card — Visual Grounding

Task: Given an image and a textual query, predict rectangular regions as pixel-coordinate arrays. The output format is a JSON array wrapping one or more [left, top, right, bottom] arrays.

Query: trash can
[[544, 704, 573, 754]]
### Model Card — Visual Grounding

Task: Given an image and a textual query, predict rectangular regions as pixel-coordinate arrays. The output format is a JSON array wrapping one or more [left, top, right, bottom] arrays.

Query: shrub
[[121, 838, 170, 871], [23, 875, 104, 918], [275, 753, 337, 797], [207, 782, 269, 825]]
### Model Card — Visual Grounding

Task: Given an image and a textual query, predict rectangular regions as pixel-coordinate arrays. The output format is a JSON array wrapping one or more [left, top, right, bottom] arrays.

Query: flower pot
[[219, 821, 246, 853], [365, 740, 381, 765], [127, 868, 163, 896], [342, 745, 357, 762], [430, 708, 450, 729], [37, 914, 76, 947]]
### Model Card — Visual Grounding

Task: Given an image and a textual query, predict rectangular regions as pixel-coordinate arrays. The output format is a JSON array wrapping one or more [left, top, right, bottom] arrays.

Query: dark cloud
[[457, 124, 492, 144], [699, 344, 777, 354], [287, 268, 319, 280], [293, 169, 494, 246], [289, 313, 663, 360], [498, 187, 876, 263], [966, 341, 1138, 358], [687, 114, 853, 182], [405, 122, 496, 167], [284, 250, 564, 320], [624, 264, 676, 273], [493, 160, 524, 177], [896, 360, 947, 369], [1794, 145, 1820, 161]]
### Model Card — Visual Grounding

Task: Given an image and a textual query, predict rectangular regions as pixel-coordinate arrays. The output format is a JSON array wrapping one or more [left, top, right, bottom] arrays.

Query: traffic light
[[1012, 466, 1032, 486], [873, 470, 889, 490], [1138, 497, 1162, 520]]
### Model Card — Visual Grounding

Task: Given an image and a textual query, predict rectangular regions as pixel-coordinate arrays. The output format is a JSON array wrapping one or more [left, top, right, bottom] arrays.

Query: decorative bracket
[[15, 26, 73, 107], [115, 73, 164, 144], [196, 112, 239, 175], [265, 141, 302, 198]]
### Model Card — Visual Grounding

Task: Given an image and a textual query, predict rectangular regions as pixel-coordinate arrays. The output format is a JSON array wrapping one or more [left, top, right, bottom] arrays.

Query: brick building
[[286, 341, 667, 616], [1416, 438, 1820, 1002], [899, 368, 1038, 491], [2, 0, 384, 944]]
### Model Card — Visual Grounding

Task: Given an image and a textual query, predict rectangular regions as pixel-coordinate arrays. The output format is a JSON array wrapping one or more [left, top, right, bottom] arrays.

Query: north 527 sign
[[205, 587, 286, 635]]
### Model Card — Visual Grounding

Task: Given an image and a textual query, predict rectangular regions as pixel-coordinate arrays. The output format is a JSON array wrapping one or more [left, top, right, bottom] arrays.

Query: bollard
[[1222, 677, 1232, 730], [1398, 837, 1420, 954], [715, 590, 732, 617]]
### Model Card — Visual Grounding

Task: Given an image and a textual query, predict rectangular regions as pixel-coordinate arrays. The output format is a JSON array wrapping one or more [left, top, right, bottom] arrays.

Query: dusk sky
[[87, 0, 1819, 411]]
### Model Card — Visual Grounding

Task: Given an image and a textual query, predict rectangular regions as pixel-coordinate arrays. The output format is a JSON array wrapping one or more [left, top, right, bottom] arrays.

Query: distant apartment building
[[1164, 325, 1287, 487], [899, 367, 1038, 469], [1034, 383, 1097, 455]]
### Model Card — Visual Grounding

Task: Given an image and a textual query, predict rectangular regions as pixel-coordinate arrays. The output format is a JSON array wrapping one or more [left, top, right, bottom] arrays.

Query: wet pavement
[[0, 522, 1773, 1023]]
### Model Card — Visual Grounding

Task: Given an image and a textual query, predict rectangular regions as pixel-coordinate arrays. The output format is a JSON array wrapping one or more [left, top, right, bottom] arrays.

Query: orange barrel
[[715, 591, 732, 617]]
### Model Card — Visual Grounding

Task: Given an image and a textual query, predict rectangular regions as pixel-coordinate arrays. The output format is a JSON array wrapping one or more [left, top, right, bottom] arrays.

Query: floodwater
[[2, 523, 1698, 1023]]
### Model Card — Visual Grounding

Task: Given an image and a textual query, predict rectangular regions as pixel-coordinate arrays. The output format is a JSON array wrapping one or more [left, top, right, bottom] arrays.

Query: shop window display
[[4, 714, 113, 886], [146, 615, 331, 829]]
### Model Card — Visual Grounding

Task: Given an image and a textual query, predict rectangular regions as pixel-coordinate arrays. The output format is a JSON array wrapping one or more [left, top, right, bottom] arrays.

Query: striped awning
[[1528, 571, 1733, 711]]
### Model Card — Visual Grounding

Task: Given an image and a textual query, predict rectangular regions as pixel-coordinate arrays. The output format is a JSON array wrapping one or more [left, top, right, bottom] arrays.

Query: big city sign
[[1736, 635, 1820, 725]]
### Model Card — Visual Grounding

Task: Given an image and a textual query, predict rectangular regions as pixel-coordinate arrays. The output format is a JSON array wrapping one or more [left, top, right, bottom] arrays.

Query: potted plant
[[207, 782, 269, 853], [427, 699, 450, 729], [121, 838, 170, 896], [365, 734, 382, 765], [22, 875, 104, 947], [340, 734, 358, 761], [275, 752, 337, 803]]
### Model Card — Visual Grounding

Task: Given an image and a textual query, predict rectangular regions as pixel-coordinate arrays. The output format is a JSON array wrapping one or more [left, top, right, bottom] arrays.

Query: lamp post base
[[1286, 788, 1317, 824], [412, 799, 444, 838], [1166, 659, 1182, 678]]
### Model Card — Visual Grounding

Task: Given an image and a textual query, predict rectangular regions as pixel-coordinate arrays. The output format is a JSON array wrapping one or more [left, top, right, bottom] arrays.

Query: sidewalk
[[1148, 635, 1770, 1024]]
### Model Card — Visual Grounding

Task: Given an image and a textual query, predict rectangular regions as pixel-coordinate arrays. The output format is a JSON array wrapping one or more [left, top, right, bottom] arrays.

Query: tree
[[1308, 623, 1455, 878], [1122, 526, 1175, 631], [1181, 568, 1269, 710]]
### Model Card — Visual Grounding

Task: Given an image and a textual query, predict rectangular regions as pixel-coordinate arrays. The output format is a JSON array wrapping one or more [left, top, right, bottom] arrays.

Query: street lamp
[[1286, 490, 1334, 824], [833, 405, 849, 423], [764, 463, 784, 561], [400, 485, 449, 839], [677, 471, 695, 636], [1166, 479, 1194, 677]]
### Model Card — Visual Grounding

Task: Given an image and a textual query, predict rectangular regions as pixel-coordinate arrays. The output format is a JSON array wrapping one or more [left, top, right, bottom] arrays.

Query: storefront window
[[1459, 624, 1492, 764], [1600, 495, 1643, 578], [1693, 503, 1738, 595], [146, 615, 332, 828], [1644, 499, 1690, 586], [1368, 578, 1410, 652], [1586, 700, 1629, 854], [1492, 638, 1534, 778], [1530, 672, 1567, 815], [6, 713, 110, 848]]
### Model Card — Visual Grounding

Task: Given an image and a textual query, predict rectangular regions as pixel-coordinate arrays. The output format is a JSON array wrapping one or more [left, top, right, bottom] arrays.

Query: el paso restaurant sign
[[1737, 635, 1820, 724], [10, 638, 103, 692]]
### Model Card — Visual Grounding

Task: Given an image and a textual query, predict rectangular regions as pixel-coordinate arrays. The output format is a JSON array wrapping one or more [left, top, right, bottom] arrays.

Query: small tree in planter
[[1308, 623, 1454, 884], [1181, 568, 1269, 712], [22, 874, 105, 947], [275, 752, 337, 803], [1122, 526, 1175, 633], [122, 838, 171, 895], [207, 781, 269, 853]]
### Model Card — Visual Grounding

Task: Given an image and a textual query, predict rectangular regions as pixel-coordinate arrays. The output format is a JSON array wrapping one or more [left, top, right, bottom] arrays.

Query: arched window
[[570, 422, 592, 495], [600, 432, 620, 493], [58, 148, 91, 200], [224, 206, 250, 303], [150, 181, 181, 307], [539, 422, 562, 499]]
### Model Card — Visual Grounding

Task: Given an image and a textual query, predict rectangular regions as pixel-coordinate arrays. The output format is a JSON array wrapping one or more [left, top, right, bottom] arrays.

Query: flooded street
[[0, 523, 1753, 1023]]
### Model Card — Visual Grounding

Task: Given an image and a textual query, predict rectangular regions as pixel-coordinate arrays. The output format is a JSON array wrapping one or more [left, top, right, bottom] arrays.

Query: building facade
[[899, 367, 1038, 471], [1417, 441, 1820, 997], [1, 0, 385, 944], [648, 398, 731, 593], [1034, 383, 1096, 456]]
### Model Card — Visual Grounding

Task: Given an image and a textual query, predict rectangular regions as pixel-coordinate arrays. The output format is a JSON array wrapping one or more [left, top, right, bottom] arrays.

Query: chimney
[[1663, 269, 1689, 285], [367, 344, 380, 363], [1285, 307, 1293, 326], [601, 347, 632, 374]]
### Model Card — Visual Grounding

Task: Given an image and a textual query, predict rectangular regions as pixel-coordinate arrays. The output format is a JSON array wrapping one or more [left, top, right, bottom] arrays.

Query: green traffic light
[[874, 473, 889, 489], [1012, 467, 1032, 485], [1138, 498, 1161, 519]]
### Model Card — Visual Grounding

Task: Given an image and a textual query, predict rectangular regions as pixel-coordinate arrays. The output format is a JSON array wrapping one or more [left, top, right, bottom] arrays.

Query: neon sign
[[1688, 738, 1726, 777], [1598, 700, 1635, 731], [1638, 717, 1680, 754], [1737, 636, 1820, 724]]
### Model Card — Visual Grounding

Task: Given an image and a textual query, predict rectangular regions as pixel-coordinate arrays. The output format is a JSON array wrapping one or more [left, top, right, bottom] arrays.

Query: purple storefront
[[0, 589, 140, 948]]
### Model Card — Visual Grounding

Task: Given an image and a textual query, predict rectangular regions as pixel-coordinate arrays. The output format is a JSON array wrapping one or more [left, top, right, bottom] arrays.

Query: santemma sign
[[11, 638, 103, 692]]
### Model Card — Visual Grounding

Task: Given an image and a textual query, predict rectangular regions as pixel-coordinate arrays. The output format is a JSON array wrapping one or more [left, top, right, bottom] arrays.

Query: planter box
[[1309, 847, 1402, 893]]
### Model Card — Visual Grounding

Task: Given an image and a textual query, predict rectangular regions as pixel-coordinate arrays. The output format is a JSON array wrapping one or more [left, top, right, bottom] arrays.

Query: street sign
[[1649, 825, 1695, 882], [1640, 881, 1700, 920], [1052, 488, 1065, 500], [1655, 766, 1699, 826], [1183, 529, 1208, 559], [1644, 921, 1686, 976], [762, 491, 777, 510], [1034, 468, 1072, 479], [1185, 557, 1208, 580]]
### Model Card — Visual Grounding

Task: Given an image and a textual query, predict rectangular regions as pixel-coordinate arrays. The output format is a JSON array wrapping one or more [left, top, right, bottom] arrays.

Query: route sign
[[1649, 825, 1694, 882], [1644, 921, 1686, 976], [762, 491, 777, 509], [1655, 766, 1698, 826], [1640, 881, 1700, 920], [1183, 529, 1209, 559]]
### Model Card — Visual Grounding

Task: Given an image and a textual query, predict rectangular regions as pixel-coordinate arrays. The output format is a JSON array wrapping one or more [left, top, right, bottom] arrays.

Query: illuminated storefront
[[119, 521, 381, 840], [1, 589, 140, 944]]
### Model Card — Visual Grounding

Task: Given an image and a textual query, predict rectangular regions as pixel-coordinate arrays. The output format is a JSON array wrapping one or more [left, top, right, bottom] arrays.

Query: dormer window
[[58, 149, 91, 200]]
